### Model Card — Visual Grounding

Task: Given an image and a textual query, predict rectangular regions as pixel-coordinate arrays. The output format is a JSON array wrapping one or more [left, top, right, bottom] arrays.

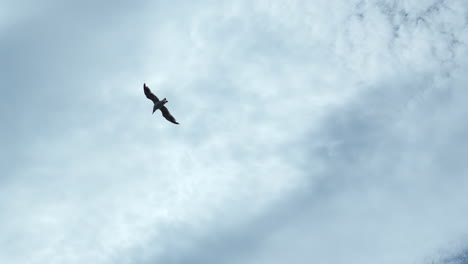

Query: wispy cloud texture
[[1, 0, 468, 263]]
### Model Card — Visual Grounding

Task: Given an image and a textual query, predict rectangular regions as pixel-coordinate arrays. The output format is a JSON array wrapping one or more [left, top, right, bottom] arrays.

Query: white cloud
[[1, 0, 468, 264]]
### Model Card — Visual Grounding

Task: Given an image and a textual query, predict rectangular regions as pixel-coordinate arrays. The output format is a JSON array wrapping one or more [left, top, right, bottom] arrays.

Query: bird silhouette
[[143, 83, 179, 125]]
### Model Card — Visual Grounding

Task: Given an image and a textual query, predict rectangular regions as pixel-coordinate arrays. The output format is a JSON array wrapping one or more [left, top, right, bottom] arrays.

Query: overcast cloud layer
[[1, 0, 468, 263]]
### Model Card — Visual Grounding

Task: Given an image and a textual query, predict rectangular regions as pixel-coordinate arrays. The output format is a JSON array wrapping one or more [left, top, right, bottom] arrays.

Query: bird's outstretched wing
[[161, 106, 179, 124], [143, 83, 159, 103]]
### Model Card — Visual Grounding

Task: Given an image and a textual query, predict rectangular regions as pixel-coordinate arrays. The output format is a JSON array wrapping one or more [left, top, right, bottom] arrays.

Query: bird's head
[[163, 98, 168, 103]]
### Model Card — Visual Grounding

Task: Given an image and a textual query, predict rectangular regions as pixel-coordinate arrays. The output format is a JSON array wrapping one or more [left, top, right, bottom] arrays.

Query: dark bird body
[[143, 83, 179, 124]]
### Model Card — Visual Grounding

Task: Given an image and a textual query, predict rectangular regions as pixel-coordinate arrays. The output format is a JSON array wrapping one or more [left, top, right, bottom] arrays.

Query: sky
[[1, 0, 468, 263]]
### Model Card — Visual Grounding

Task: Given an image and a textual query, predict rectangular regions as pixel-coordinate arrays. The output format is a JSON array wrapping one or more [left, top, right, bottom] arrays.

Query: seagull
[[143, 83, 179, 125]]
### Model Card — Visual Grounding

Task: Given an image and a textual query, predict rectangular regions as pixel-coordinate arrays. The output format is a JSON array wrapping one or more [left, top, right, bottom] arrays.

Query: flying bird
[[143, 83, 179, 125]]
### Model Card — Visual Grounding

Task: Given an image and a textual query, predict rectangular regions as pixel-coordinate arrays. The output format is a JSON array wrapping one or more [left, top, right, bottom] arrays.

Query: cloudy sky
[[1, 0, 468, 263]]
